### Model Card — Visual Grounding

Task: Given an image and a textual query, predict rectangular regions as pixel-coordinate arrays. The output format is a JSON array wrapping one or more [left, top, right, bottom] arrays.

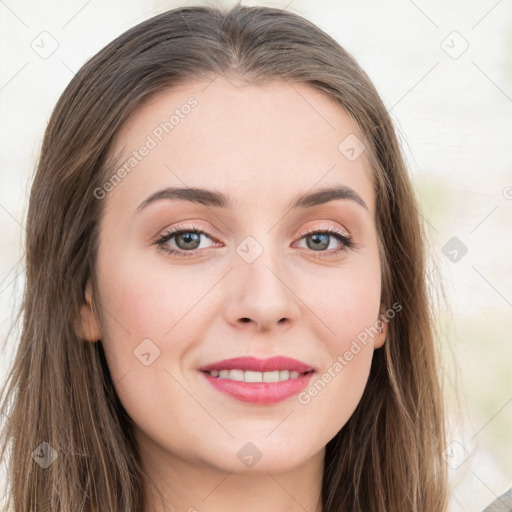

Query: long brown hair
[[0, 3, 448, 511]]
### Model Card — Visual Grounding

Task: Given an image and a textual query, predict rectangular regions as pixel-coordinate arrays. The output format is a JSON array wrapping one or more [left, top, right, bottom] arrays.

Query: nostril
[[240, 318, 251, 323]]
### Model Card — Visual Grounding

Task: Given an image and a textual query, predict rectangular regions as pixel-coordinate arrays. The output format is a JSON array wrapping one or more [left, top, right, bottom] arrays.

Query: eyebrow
[[135, 184, 369, 214]]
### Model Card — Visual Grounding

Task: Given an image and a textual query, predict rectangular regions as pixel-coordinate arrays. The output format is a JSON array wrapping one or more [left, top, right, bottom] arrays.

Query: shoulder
[[482, 487, 512, 511]]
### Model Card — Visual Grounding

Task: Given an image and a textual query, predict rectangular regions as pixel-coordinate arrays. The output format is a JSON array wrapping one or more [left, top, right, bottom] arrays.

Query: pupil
[[178, 232, 200, 249], [308, 233, 328, 251]]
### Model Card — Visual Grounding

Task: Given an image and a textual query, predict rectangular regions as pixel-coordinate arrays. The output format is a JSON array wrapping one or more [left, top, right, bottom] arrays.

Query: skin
[[79, 75, 387, 512]]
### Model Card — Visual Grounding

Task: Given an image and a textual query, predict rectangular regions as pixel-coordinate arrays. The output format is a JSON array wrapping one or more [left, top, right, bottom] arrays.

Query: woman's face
[[81, 76, 386, 477]]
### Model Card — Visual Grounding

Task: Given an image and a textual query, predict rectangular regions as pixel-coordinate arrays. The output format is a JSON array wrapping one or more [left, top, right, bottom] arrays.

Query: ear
[[76, 279, 101, 343], [374, 307, 388, 349]]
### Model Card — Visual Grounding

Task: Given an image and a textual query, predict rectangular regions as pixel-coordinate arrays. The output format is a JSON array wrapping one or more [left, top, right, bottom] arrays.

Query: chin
[[198, 437, 322, 475]]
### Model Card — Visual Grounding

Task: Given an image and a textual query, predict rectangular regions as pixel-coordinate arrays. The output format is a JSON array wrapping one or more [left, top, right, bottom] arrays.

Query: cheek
[[296, 340, 374, 449], [94, 255, 204, 437], [309, 257, 381, 344], [297, 277, 379, 435], [333, 283, 381, 342], [95, 248, 220, 381], [296, 259, 381, 426], [99, 244, 207, 332]]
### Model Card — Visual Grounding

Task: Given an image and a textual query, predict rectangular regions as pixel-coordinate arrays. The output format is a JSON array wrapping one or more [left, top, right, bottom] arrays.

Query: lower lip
[[200, 371, 315, 404]]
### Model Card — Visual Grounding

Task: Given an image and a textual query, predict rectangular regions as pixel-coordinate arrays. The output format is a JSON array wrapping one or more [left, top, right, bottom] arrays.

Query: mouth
[[201, 368, 314, 382], [198, 356, 316, 405]]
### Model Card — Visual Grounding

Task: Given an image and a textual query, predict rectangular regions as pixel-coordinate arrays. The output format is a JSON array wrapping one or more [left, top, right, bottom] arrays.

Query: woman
[[0, 3, 451, 511]]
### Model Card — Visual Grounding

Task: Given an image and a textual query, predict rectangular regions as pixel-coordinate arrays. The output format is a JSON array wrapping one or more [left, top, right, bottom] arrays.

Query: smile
[[200, 370, 315, 405], [203, 369, 310, 382]]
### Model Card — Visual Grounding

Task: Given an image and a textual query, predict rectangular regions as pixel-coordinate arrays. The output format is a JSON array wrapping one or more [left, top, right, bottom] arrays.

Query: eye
[[154, 225, 219, 257], [294, 226, 354, 257], [153, 224, 354, 258]]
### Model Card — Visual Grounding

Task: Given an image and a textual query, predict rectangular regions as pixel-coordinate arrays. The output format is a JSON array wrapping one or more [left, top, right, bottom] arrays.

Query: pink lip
[[201, 372, 315, 404], [198, 356, 315, 405], [198, 356, 314, 373]]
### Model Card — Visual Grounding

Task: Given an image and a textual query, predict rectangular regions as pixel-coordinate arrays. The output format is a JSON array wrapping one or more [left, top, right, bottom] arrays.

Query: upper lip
[[199, 356, 315, 373]]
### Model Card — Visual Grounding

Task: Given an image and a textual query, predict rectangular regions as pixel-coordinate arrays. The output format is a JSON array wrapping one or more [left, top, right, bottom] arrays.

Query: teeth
[[229, 369, 245, 381], [245, 370, 262, 382], [206, 369, 305, 382]]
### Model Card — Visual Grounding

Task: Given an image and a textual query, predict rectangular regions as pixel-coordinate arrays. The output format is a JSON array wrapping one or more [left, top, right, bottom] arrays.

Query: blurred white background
[[1, 1, 511, 510]]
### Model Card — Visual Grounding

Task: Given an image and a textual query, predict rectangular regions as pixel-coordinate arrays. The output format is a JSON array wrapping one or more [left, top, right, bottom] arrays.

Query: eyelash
[[154, 224, 355, 259]]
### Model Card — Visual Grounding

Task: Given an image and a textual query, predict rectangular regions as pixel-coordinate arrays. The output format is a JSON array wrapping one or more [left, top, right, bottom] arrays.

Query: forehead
[[105, 76, 376, 216]]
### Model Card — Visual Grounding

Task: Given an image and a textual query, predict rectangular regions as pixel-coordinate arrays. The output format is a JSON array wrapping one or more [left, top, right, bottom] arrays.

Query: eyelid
[[292, 224, 355, 255], [298, 223, 350, 238], [153, 223, 220, 249]]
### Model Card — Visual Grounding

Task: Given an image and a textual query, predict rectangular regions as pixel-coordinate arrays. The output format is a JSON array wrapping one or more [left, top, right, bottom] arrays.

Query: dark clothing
[[482, 487, 512, 511]]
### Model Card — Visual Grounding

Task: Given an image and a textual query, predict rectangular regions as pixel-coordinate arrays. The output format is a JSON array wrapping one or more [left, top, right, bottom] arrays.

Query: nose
[[223, 245, 300, 332]]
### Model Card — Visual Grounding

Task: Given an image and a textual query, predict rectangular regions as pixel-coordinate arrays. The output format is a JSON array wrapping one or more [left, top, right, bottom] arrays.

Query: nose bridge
[[224, 230, 299, 330], [237, 231, 289, 300]]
